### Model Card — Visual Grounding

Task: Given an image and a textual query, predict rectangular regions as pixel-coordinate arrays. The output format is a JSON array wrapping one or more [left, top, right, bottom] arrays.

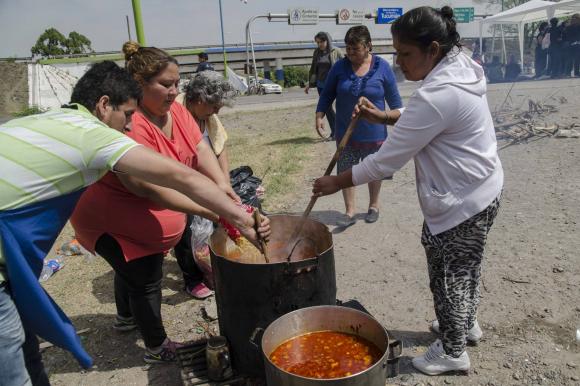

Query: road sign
[[288, 7, 319, 25], [454, 7, 474, 23], [376, 8, 403, 24], [337, 8, 365, 25]]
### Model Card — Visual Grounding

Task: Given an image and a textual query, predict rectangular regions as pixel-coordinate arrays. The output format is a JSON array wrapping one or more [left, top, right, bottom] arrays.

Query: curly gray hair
[[184, 71, 236, 107]]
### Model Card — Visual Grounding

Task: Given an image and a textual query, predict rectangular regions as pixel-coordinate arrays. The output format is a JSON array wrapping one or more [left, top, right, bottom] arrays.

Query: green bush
[[13, 106, 46, 117], [283, 66, 309, 87]]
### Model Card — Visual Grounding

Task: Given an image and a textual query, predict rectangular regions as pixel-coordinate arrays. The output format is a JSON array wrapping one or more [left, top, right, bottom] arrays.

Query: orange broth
[[269, 331, 383, 379]]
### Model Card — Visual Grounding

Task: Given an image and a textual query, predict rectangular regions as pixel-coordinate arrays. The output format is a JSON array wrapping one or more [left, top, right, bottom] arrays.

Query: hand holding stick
[[288, 114, 360, 252], [253, 209, 269, 263]]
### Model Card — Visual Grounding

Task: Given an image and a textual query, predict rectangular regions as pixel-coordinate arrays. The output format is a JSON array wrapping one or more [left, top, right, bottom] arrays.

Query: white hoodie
[[352, 52, 503, 235]]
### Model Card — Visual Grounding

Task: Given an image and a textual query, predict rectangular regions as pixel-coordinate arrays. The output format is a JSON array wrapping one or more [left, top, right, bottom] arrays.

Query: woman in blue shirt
[[316, 25, 403, 226]]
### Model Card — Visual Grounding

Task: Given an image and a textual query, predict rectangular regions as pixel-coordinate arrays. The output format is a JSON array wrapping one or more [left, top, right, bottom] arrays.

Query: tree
[[31, 28, 93, 57], [31, 28, 67, 57], [66, 31, 93, 55]]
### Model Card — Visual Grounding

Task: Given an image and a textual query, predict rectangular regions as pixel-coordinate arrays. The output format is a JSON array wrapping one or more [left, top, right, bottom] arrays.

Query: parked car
[[259, 79, 282, 94]]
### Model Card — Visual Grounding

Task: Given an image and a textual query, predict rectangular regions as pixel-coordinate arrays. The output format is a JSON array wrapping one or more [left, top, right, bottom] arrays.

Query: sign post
[[453, 7, 475, 23], [288, 8, 319, 25], [337, 8, 365, 25], [376, 8, 403, 24]]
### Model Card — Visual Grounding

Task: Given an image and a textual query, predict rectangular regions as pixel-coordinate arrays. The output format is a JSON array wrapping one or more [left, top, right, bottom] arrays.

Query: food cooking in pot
[[269, 331, 382, 379]]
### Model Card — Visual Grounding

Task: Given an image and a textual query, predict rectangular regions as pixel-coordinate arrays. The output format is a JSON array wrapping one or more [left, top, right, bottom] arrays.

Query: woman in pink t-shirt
[[71, 42, 253, 364]]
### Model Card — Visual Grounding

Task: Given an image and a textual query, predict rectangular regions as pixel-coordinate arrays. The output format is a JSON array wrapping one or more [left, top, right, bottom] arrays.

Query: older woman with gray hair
[[176, 71, 236, 179], [174, 71, 238, 299]]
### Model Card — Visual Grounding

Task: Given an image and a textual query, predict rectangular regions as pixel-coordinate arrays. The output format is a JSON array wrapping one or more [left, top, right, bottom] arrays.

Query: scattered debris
[[200, 299, 218, 321], [502, 276, 531, 284], [494, 98, 579, 151], [556, 129, 580, 138], [39, 328, 91, 350]]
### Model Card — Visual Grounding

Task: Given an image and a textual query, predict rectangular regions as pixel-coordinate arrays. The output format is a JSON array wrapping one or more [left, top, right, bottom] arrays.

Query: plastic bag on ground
[[190, 215, 215, 289], [230, 166, 264, 209]]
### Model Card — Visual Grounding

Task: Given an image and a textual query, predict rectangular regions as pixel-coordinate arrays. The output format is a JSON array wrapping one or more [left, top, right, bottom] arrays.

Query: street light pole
[[131, 0, 146, 45], [218, 0, 228, 78]]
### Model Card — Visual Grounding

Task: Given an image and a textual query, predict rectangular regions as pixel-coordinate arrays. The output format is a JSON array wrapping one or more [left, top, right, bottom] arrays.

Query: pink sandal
[[186, 283, 214, 300]]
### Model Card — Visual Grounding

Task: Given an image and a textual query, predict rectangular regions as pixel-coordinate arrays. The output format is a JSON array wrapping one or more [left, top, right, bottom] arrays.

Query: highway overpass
[[21, 40, 396, 78], [175, 39, 396, 75]]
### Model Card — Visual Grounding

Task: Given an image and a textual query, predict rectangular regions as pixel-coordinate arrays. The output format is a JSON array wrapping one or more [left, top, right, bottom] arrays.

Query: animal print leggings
[[421, 195, 501, 357]]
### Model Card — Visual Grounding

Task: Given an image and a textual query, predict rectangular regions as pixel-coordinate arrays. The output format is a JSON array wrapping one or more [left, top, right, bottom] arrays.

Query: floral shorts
[[336, 145, 381, 174]]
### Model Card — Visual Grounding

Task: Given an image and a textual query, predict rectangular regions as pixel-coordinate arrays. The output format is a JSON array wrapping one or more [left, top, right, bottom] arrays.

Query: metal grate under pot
[[176, 339, 248, 386]]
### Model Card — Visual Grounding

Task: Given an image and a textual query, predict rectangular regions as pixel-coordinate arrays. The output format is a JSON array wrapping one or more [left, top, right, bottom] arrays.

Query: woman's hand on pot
[[255, 213, 271, 241], [312, 176, 341, 196], [238, 212, 271, 248]]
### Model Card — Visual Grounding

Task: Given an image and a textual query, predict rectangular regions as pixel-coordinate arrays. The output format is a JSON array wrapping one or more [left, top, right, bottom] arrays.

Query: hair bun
[[122, 41, 140, 61], [440, 6, 454, 20]]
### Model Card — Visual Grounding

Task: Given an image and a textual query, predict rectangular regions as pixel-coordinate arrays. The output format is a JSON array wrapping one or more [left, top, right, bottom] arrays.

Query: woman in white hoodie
[[313, 6, 503, 376]]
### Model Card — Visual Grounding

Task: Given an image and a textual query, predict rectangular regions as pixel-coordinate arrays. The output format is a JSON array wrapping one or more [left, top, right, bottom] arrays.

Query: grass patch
[[222, 106, 320, 211]]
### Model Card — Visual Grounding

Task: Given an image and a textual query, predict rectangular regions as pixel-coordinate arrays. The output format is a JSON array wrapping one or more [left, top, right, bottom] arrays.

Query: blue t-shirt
[[316, 55, 402, 146]]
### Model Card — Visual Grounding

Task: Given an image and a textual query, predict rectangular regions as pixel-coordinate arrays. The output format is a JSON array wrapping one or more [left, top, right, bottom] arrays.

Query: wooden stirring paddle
[[286, 114, 360, 259]]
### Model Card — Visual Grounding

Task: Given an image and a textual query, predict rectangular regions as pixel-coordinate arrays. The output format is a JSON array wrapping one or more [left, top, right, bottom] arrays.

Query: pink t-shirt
[[71, 102, 203, 261]]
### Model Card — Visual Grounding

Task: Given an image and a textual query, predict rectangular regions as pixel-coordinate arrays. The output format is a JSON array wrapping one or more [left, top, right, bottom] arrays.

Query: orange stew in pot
[[269, 331, 382, 379]]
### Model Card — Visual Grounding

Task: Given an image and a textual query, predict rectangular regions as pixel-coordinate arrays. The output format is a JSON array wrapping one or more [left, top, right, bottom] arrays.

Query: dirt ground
[[39, 77, 579, 386], [0, 62, 28, 115]]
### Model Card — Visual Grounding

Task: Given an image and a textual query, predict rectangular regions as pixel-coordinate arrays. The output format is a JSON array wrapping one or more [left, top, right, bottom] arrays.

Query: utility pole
[[218, 0, 228, 78], [131, 0, 146, 46], [125, 15, 132, 41]]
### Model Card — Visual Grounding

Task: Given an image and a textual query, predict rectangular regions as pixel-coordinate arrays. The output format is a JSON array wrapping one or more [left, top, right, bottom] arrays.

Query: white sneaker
[[430, 319, 482, 344], [412, 339, 470, 375]]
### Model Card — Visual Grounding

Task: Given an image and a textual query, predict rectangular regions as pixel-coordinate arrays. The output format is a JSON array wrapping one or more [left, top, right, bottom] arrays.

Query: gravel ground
[[39, 77, 580, 386]]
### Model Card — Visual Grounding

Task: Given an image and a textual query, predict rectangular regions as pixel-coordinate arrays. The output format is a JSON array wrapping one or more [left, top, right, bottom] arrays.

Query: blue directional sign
[[377, 8, 403, 24]]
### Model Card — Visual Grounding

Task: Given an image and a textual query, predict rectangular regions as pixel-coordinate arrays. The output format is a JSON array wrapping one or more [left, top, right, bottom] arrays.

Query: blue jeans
[[0, 284, 50, 386]]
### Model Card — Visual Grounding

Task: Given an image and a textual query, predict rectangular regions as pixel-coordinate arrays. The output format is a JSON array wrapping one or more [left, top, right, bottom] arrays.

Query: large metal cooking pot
[[261, 305, 389, 386], [209, 215, 336, 378]]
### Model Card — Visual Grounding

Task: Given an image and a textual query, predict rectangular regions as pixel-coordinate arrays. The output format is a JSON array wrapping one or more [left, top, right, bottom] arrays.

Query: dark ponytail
[[391, 6, 461, 56]]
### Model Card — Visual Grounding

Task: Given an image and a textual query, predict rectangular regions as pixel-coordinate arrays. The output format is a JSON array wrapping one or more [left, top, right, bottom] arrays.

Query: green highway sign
[[454, 7, 474, 23]]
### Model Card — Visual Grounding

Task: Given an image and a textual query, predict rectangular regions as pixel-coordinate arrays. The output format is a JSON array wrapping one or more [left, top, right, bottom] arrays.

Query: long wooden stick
[[288, 115, 360, 249], [253, 208, 269, 263]]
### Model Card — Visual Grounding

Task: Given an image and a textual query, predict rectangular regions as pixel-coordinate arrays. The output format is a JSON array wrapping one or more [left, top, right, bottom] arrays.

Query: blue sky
[[0, 0, 499, 57]]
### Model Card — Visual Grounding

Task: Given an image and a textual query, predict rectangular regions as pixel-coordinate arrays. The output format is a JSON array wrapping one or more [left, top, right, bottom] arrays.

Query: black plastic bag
[[230, 166, 262, 209]]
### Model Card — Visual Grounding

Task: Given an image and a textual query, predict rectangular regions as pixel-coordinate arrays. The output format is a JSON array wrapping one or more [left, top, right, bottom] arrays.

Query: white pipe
[[249, 22, 258, 81], [245, 15, 265, 88], [479, 22, 483, 57], [518, 21, 525, 73], [500, 24, 507, 64], [491, 25, 497, 60]]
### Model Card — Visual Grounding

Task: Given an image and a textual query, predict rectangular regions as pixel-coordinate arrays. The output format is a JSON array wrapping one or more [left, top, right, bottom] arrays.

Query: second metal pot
[[261, 305, 389, 386]]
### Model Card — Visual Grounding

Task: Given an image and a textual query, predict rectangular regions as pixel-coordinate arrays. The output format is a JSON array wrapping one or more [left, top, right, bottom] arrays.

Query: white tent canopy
[[478, 0, 580, 70], [481, 0, 557, 25]]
